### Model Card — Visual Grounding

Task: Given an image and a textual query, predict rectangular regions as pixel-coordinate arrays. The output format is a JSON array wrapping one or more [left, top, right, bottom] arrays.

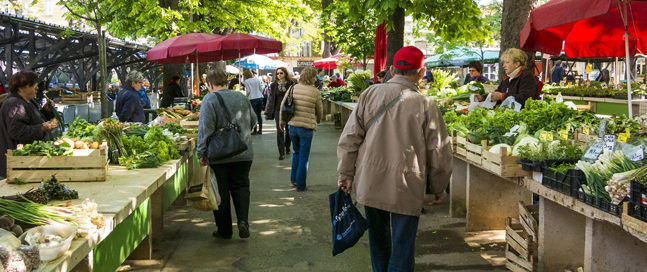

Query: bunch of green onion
[[0, 198, 68, 225]]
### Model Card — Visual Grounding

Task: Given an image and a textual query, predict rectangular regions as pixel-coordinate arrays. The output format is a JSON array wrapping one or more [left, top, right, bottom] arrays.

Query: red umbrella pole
[[622, 1, 633, 117]]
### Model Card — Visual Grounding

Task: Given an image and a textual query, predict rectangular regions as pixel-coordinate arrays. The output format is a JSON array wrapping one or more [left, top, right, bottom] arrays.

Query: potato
[[90, 142, 99, 149]]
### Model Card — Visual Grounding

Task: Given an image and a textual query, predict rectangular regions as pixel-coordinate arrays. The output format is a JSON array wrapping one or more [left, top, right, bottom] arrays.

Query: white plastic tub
[[20, 223, 77, 262]]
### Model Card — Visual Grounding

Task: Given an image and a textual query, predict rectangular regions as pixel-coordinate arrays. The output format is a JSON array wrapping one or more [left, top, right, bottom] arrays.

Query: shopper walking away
[[243, 70, 264, 135], [160, 75, 184, 108], [279, 67, 322, 192], [0, 70, 58, 178], [265, 67, 295, 160], [197, 68, 257, 239], [337, 46, 453, 272], [116, 71, 146, 123]]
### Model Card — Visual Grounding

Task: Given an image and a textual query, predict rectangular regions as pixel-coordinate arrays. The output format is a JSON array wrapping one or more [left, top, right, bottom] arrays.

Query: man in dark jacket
[[551, 60, 566, 83], [116, 71, 146, 123], [160, 75, 184, 108]]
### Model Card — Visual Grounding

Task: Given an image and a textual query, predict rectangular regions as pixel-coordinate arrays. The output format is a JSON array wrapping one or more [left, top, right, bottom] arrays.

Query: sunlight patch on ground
[[195, 222, 211, 227], [272, 188, 296, 192], [259, 203, 285, 208], [280, 197, 295, 201], [259, 230, 277, 235], [251, 219, 278, 224], [480, 252, 507, 266], [464, 230, 505, 247]]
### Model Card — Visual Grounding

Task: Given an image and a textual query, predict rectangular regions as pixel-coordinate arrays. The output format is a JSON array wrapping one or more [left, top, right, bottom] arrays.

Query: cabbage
[[513, 136, 539, 156], [489, 144, 512, 156]]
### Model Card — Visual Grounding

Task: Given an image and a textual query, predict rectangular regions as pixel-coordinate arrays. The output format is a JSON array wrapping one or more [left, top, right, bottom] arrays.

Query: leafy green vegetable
[[65, 116, 99, 140], [11, 141, 71, 157]]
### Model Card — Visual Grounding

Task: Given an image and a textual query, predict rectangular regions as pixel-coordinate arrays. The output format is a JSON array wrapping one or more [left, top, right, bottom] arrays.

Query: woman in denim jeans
[[279, 67, 323, 191]]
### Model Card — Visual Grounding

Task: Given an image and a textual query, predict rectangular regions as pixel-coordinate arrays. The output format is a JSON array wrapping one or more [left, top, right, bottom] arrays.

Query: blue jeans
[[288, 126, 314, 191], [365, 206, 420, 272]]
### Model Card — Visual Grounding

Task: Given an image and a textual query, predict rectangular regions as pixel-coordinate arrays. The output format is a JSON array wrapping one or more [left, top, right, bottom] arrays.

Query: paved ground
[[123, 120, 506, 272]]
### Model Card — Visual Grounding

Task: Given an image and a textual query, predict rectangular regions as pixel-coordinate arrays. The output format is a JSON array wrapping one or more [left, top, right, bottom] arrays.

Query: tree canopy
[[322, 0, 376, 69]]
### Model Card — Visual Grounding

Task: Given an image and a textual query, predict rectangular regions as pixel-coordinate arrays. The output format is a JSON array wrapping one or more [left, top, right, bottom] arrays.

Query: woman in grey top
[[243, 70, 264, 134], [197, 68, 257, 240]]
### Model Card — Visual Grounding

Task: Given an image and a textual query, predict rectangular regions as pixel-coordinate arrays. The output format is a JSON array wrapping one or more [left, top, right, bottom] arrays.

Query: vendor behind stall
[[0, 70, 58, 178], [476, 48, 539, 106]]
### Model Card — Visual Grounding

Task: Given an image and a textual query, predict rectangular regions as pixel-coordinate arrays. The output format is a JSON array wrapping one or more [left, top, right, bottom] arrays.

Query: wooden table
[[0, 146, 199, 272], [450, 154, 647, 272]]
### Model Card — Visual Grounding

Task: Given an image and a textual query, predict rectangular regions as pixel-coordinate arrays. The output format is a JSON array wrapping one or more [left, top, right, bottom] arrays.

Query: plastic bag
[[328, 189, 368, 256], [189, 166, 221, 211], [500, 96, 522, 112], [468, 93, 497, 112]]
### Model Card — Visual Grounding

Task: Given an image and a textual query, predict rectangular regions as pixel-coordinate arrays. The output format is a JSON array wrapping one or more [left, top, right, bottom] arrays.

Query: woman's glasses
[[277, 72, 284, 75]]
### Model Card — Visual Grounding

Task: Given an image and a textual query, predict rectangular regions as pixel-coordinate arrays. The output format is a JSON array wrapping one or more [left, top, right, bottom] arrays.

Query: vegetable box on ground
[[6, 143, 108, 183], [481, 144, 530, 178], [505, 217, 537, 272], [455, 135, 485, 165], [518, 202, 539, 241]]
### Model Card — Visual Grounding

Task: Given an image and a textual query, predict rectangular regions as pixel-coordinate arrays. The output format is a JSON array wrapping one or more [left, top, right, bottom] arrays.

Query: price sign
[[604, 135, 616, 151], [626, 145, 645, 161], [540, 131, 553, 142], [598, 119, 607, 138], [582, 127, 590, 135], [559, 129, 569, 141], [618, 133, 629, 143], [584, 143, 604, 160]]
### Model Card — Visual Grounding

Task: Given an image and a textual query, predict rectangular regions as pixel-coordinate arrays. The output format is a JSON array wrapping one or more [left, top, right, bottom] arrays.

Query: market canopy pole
[[622, 0, 633, 116]]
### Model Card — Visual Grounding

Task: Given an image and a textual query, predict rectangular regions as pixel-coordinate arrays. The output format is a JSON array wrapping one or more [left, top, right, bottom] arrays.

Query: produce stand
[[325, 99, 356, 129], [0, 145, 199, 272], [450, 152, 647, 272], [544, 94, 647, 116]]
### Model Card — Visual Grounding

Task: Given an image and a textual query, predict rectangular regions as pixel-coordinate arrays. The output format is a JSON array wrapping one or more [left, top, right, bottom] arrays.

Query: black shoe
[[212, 231, 232, 239], [238, 221, 250, 238], [279, 155, 285, 160], [296, 187, 308, 192]]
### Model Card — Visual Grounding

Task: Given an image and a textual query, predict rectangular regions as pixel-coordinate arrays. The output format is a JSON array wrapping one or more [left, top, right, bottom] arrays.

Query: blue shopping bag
[[329, 189, 369, 256]]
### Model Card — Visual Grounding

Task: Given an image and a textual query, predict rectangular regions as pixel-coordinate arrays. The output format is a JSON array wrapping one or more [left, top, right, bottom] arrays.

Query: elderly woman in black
[[0, 70, 58, 178]]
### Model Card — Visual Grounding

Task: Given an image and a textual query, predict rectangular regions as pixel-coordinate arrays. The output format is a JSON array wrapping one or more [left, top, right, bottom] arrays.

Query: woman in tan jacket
[[279, 67, 323, 191]]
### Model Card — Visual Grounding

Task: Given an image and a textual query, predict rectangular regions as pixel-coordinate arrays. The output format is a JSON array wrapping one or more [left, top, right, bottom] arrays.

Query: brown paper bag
[[190, 166, 220, 211]]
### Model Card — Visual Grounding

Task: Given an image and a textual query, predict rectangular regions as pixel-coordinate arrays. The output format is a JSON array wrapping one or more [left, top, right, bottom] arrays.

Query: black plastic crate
[[568, 169, 585, 197], [542, 168, 572, 195], [630, 181, 647, 205], [627, 202, 647, 223], [595, 198, 623, 217], [520, 159, 542, 172]]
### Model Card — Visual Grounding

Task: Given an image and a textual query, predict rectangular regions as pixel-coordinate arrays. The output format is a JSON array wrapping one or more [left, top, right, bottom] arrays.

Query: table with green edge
[[0, 147, 200, 272]]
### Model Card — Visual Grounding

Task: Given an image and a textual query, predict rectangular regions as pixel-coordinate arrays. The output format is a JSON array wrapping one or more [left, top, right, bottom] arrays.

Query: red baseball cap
[[393, 46, 425, 70]]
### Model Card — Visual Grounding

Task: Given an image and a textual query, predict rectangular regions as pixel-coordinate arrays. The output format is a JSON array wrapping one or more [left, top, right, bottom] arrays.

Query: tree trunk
[[386, 6, 405, 67], [97, 28, 110, 118], [321, 0, 333, 57], [500, 0, 537, 79]]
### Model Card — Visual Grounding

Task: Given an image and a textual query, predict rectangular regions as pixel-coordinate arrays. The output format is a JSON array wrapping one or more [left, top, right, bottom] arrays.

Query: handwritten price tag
[[540, 131, 553, 142], [584, 143, 604, 160], [598, 119, 607, 138], [582, 127, 590, 135], [627, 145, 645, 161], [604, 135, 616, 151], [559, 130, 569, 141]]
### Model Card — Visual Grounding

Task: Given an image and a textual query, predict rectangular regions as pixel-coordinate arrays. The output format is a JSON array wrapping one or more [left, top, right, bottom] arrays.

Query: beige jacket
[[337, 76, 453, 216], [279, 83, 323, 130]]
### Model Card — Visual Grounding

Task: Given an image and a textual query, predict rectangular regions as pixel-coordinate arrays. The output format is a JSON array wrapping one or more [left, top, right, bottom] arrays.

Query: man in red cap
[[337, 46, 453, 271]]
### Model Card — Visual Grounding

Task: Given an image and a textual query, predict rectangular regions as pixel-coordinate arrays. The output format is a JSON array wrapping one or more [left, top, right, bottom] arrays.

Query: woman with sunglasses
[[265, 67, 296, 160]]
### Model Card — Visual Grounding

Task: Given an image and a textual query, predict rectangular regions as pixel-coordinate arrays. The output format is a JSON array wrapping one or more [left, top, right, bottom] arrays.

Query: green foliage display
[[346, 70, 372, 93]]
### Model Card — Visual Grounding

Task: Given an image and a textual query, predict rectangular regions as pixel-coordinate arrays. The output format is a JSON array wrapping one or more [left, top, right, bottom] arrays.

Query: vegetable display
[[156, 107, 194, 119], [119, 125, 181, 169], [65, 116, 99, 141], [11, 141, 71, 157]]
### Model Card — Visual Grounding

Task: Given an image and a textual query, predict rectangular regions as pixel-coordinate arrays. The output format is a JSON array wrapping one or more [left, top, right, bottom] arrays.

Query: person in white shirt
[[243, 70, 264, 134]]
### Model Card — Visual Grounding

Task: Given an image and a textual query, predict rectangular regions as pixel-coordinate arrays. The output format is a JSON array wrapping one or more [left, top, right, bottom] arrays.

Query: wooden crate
[[456, 135, 468, 157], [181, 133, 198, 139], [6, 143, 108, 183], [482, 145, 530, 178], [180, 120, 199, 129], [176, 140, 191, 152], [61, 92, 100, 104], [518, 202, 539, 240], [622, 202, 647, 236], [505, 217, 537, 272]]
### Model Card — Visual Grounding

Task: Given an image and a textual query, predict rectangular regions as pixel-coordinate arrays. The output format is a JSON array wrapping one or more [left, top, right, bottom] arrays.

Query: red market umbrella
[[520, 0, 647, 116], [313, 57, 339, 69], [197, 33, 283, 60], [373, 22, 387, 83], [146, 33, 223, 63]]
